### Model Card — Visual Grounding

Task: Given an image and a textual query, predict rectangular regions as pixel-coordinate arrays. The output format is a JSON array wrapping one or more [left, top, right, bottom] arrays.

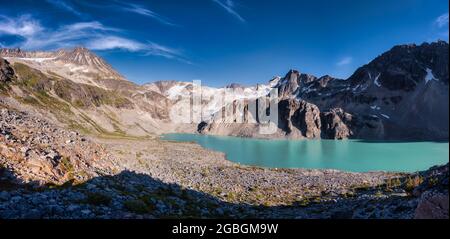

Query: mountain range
[[0, 41, 448, 140]]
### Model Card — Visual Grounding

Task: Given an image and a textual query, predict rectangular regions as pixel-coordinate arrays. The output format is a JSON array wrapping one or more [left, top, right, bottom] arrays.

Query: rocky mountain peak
[[348, 40, 449, 91], [0, 48, 25, 57], [284, 69, 300, 81], [56, 46, 103, 65], [73, 46, 90, 53], [225, 83, 245, 89], [276, 69, 324, 99], [1, 46, 128, 85], [54, 46, 124, 80], [314, 75, 336, 88], [276, 69, 300, 98]]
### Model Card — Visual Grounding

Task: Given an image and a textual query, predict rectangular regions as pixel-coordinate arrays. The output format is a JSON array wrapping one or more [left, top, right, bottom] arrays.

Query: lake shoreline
[[162, 133, 449, 173], [93, 136, 448, 218]]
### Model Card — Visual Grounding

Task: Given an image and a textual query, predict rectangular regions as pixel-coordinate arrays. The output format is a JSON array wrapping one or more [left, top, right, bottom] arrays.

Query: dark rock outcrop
[[348, 41, 449, 91], [413, 163, 449, 219], [201, 97, 384, 139], [0, 57, 14, 83], [320, 108, 352, 139], [414, 190, 449, 219], [197, 121, 209, 133], [294, 100, 322, 138], [278, 99, 321, 138]]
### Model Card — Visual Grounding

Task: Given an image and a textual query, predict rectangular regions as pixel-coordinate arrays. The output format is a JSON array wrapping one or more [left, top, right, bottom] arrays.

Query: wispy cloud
[[86, 36, 144, 51], [64, 21, 118, 32], [143, 42, 191, 63], [45, 0, 83, 16], [0, 15, 189, 63], [336, 57, 352, 66], [78, 1, 177, 27], [0, 15, 43, 37], [212, 0, 246, 23], [86, 36, 191, 63], [118, 2, 177, 26], [435, 13, 449, 28]]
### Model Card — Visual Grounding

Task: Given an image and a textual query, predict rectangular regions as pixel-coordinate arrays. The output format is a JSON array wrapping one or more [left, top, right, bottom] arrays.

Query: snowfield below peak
[[158, 81, 276, 120]]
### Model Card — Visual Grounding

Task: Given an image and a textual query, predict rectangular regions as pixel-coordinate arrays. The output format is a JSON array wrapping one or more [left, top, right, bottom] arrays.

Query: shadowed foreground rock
[[414, 191, 449, 219], [413, 164, 449, 219]]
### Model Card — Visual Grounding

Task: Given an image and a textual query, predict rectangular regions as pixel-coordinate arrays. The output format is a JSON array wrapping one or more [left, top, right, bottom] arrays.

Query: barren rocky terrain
[[0, 105, 448, 219]]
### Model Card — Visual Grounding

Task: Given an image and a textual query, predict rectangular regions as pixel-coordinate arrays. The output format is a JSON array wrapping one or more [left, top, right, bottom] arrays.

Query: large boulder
[[278, 99, 321, 138], [413, 163, 449, 219], [320, 108, 352, 139], [414, 190, 449, 219], [294, 100, 322, 138]]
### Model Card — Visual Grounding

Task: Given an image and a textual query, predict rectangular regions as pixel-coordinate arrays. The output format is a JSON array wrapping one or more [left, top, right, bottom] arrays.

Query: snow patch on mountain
[[370, 105, 380, 110], [381, 114, 390, 119], [5, 57, 56, 63], [166, 84, 190, 100], [374, 73, 381, 87], [425, 68, 438, 83]]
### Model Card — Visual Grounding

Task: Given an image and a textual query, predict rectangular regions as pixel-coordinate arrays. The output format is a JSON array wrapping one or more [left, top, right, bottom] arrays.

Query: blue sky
[[0, 0, 448, 86]]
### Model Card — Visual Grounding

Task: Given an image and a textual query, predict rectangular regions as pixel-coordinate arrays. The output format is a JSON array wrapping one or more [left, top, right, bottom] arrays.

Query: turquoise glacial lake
[[162, 134, 449, 172]]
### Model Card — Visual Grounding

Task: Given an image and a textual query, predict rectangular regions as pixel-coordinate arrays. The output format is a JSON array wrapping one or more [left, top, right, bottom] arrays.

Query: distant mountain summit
[[225, 83, 245, 89], [54, 47, 124, 79], [0, 48, 55, 58], [0, 46, 126, 85], [0, 48, 25, 57], [349, 40, 449, 91]]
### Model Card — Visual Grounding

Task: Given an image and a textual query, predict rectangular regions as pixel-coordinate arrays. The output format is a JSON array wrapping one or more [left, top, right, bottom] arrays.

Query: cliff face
[[199, 98, 385, 140]]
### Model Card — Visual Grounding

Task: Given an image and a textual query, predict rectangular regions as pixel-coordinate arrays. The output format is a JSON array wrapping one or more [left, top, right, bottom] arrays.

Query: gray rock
[[81, 209, 91, 215], [414, 190, 449, 219], [0, 191, 11, 201], [67, 205, 80, 211], [10, 195, 22, 203], [23, 209, 42, 219]]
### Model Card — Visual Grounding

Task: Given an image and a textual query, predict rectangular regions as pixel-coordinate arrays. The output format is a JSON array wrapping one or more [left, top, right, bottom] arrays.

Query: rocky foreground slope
[[0, 105, 448, 219]]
